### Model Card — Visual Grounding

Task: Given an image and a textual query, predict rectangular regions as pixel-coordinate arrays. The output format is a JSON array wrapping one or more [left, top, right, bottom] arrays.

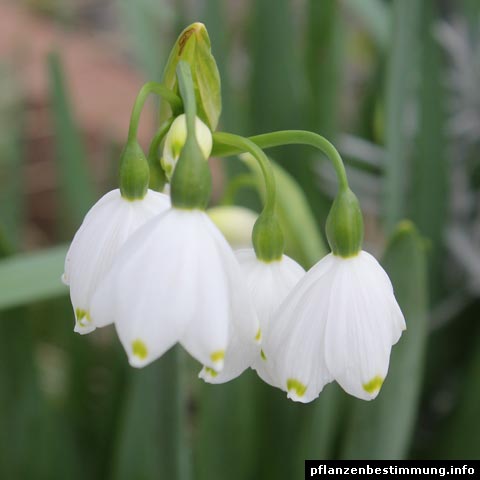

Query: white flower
[[162, 114, 212, 179], [199, 249, 304, 385], [227, 249, 305, 386], [63, 189, 170, 335], [90, 208, 259, 372], [263, 251, 406, 403]]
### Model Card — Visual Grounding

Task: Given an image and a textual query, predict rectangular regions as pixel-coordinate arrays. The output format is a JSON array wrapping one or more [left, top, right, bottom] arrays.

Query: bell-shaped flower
[[202, 248, 304, 386], [90, 208, 259, 373], [161, 114, 212, 179], [63, 188, 169, 334], [263, 251, 405, 403]]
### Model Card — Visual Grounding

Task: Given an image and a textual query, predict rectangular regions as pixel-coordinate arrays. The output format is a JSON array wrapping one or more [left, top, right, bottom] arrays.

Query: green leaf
[[0, 66, 24, 247], [111, 348, 191, 480], [0, 245, 68, 311], [116, 0, 171, 81], [305, 0, 343, 139], [433, 333, 480, 459], [410, 0, 447, 302], [0, 235, 81, 479], [195, 373, 258, 480], [250, 0, 300, 133], [295, 384, 348, 461], [341, 221, 429, 459], [343, 0, 391, 50], [250, 0, 334, 229], [383, 0, 421, 233], [48, 53, 95, 234]]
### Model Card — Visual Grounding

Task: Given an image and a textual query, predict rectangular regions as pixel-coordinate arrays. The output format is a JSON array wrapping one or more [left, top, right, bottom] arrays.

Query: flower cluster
[[63, 23, 405, 403]]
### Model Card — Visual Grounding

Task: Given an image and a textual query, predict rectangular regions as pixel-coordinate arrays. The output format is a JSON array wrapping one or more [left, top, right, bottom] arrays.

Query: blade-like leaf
[[433, 332, 480, 459], [0, 237, 82, 479], [195, 373, 258, 480], [0, 66, 24, 247], [0, 245, 68, 311], [343, 0, 391, 50], [48, 53, 95, 234], [305, 0, 343, 139], [341, 221, 428, 459], [410, 0, 447, 302], [111, 348, 191, 480], [383, 0, 421, 233]]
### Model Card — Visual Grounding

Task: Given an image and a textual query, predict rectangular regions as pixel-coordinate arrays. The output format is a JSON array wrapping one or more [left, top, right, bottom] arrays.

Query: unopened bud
[[162, 114, 212, 180]]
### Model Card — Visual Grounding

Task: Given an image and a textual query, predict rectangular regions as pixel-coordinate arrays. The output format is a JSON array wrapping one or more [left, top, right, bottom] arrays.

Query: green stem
[[128, 82, 182, 142], [147, 119, 174, 159], [176, 62, 197, 135], [146, 119, 173, 191], [213, 132, 277, 215], [212, 130, 349, 191]]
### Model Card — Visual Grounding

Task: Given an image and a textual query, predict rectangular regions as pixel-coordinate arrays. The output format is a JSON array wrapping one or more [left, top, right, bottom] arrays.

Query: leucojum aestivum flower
[[63, 23, 405, 402]]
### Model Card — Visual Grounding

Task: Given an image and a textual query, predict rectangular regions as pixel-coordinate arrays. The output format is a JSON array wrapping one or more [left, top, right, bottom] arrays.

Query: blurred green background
[[0, 0, 479, 477]]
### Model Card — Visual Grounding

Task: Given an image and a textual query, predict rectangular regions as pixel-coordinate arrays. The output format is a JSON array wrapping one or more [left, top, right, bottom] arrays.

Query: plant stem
[[147, 119, 174, 160], [128, 82, 182, 142], [212, 130, 349, 191], [213, 132, 277, 215], [175, 62, 196, 135]]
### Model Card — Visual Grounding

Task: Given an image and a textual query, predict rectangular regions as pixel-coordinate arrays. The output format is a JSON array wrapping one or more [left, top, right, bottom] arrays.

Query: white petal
[[324, 251, 403, 400], [65, 189, 169, 334], [263, 254, 337, 402], [92, 208, 238, 369], [235, 249, 305, 386], [92, 209, 200, 367], [179, 216, 231, 371], [197, 225, 260, 382]]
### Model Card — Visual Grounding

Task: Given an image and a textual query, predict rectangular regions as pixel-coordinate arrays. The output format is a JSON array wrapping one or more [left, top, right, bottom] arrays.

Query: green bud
[[162, 113, 212, 180], [161, 23, 222, 131], [170, 134, 212, 210], [326, 187, 364, 258], [119, 140, 150, 200], [252, 212, 285, 262]]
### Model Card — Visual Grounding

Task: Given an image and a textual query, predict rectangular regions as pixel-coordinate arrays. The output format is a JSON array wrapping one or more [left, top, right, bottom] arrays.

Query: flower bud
[[161, 23, 222, 131], [119, 140, 150, 200], [162, 114, 212, 180], [326, 187, 364, 258]]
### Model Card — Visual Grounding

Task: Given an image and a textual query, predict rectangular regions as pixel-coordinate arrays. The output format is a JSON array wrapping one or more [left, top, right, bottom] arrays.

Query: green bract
[[119, 140, 150, 200], [326, 187, 364, 258], [161, 23, 222, 131]]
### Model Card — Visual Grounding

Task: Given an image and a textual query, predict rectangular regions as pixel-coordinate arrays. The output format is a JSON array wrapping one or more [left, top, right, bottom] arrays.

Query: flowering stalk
[[213, 132, 284, 261], [147, 118, 173, 191], [212, 129, 348, 191], [170, 61, 212, 210], [127, 82, 182, 142]]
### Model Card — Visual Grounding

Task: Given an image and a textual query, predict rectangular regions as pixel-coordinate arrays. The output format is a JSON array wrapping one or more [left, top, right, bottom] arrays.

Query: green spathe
[[252, 212, 285, 262], [119, 140, 150, 200], [326, 187, 364, 258], [161, 23, 221, 131]]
